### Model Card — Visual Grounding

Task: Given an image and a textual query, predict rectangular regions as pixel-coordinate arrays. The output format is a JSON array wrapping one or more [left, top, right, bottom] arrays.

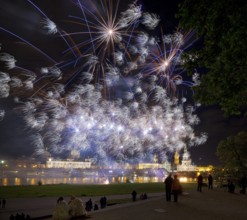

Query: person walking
[[172, 175, 180, 202], [208, 174, 213, 189], [164, 174, 173, 202], [197, 174, 203, 192]]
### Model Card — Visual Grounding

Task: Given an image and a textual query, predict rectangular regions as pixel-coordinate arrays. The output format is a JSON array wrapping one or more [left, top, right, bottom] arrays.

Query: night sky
[[0, 0, 246, 166]]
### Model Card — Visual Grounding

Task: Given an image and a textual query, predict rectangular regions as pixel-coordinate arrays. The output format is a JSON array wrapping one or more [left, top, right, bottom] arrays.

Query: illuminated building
[[196, 165, 213, 173], [172, 147, 213, 175], [137, 163, 164, 169], [46, 158, 91, 169], [176, 147, 196, 172]]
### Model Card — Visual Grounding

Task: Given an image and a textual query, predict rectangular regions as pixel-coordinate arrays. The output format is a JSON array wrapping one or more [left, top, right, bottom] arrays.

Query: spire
[[183, 147, 190, 161]]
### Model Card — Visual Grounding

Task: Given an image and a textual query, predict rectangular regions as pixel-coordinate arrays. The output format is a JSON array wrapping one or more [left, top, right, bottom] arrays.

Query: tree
[[176, 0, 247, 116], [216, 131, 247, 176]]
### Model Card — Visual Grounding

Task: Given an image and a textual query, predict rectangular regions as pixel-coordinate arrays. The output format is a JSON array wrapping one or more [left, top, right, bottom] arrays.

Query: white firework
[[0, 1, 207, 165]]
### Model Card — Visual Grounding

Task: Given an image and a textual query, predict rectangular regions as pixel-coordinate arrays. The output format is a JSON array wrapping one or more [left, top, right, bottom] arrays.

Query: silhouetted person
[[103, 196, 107, 207], [9, 214, 15, 220], [21, 212, 25, 220], [15, 213, 21, 220], [140, 193, 144, 200], [131, 190, 137, 201], [165, 174, 173, 201], [100, 196, 107, 208], [26, 214, 31, 220], [228, 180, 235, 193], [240, 175, 246, 194], [143, 193, 147, 200], [172, 175, 180, 202], [2, 198, 6, 208], [100, 197, 104, 209], [94, 203, 99, 211], [85, 198, 93, 211], [56, 196, 64, 204], [208, 174, 213, 189], [197, 174, 203, 192]]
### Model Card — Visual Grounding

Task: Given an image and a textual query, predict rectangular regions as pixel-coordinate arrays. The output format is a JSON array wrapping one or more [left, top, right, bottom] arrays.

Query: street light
[[1, 160, 5, 179]]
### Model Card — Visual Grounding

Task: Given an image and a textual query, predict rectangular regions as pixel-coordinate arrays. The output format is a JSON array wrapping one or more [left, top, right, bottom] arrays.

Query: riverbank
[[1, 187, 247, 220]]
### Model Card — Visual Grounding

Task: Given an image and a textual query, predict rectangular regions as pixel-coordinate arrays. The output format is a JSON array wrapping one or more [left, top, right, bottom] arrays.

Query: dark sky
[[0, 0, 246, 166]]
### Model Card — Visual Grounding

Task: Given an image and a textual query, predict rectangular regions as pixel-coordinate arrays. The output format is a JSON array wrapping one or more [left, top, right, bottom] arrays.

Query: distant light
[[103, 178, 109, 184], [179, 177, 188, 183]]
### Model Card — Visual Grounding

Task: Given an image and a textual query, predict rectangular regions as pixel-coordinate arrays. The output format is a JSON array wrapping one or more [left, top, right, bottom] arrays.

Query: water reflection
[[0, 167, 167, 186], [1, 176, 163, 186]]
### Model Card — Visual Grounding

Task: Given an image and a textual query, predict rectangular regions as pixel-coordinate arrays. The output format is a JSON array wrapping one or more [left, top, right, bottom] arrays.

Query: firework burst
[[0, 0, 206, 165]]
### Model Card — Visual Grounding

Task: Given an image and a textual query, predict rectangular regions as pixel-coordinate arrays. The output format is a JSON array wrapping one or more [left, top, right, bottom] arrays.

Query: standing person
[[227, 180, 235, 193], [100, 197, 104, 209], [131, 190, 137, 201], [172, 175, 180, 202], [164, 174, 173, 202], [100, 196, 107, 209], [208, 174, 213, 189], [197, 174, 203, 192], [85, 198, 93, 212], [103, 196, 107, 208], [240, 175, 246, 194], [2, 198, 6, 208]]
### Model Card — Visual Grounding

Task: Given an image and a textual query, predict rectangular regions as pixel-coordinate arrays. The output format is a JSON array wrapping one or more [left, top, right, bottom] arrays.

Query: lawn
[[0, 182, 196, 198]]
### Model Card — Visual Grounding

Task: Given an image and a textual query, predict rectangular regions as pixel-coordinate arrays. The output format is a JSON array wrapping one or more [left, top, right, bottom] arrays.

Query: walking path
[[0, 188, 247, 220]]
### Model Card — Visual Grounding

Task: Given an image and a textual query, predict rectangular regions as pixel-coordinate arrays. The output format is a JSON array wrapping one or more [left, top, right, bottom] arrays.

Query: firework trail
[[0, 0, 206, 165]]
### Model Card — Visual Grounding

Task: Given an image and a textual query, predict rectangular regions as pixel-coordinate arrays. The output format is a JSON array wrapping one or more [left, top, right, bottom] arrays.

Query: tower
[[174, 150, 180, 166], [181, 147, 191, 166], [176, 147, 196, 172]]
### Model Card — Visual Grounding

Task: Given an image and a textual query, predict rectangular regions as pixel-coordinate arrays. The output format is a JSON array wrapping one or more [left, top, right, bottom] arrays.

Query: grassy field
[[0, 183, 197, 199]]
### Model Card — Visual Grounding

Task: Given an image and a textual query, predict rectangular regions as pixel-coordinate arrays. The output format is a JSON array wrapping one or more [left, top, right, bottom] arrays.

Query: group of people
[[197, 173, 213, 192], [165, 172, 246, 202], [164, 174, 181, 202], [52, 195, 109, 220], [52, 196, 88, 220], [164, 173, 218, 202], [131, 190, 148, 202], [197, 173, 246, 194], [9, 213, 31, 220], [227, 175, 246, 194]]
